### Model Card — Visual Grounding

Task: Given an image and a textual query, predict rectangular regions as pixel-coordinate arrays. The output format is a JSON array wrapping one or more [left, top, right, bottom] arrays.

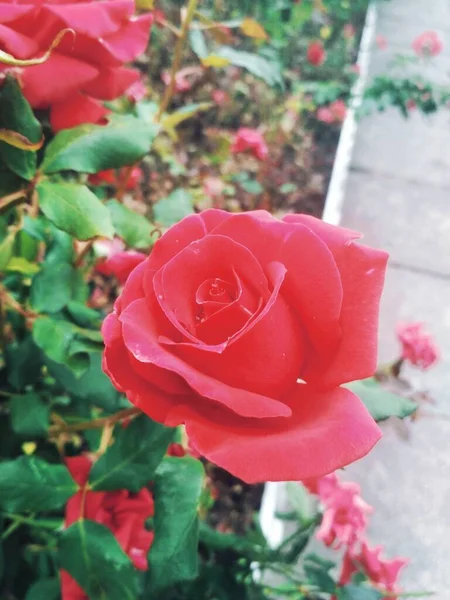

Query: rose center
[[195, 277, 238, 323]]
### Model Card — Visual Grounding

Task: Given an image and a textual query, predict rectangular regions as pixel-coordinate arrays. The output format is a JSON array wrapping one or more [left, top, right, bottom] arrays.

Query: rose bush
[[103, 209, 388, 483], [0, 0, 152, 130]]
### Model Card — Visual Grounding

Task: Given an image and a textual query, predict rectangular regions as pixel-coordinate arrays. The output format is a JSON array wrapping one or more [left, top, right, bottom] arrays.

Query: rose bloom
[[0, 0, 153, 131], [412, 31, 443, 57], [339, 541, 408, 599], [61, 456, 154, 600], [102, 209, 387, 483], [96, 239, 147, 285], [396, 322, 439, 370], [330, 99, 347, 122], [307, 473, 373, 549], [161, 66, 203, 93], [307, 40, 326, 66], [231, 128, 269, 161], [89, 166, 143, 190]]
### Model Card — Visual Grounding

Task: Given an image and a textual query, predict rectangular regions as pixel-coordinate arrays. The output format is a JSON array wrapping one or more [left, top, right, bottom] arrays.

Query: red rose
[[96, 248, 147, 285], [61, 456, 154, 600], [307, 40, 326, 66], [0, 0, 152, 131], [412, 30, 443, 57], [102, 210, 387, 483], [231, 128, 269, 161], [89, 166, 143, 190], [396, 322, 439, 370]]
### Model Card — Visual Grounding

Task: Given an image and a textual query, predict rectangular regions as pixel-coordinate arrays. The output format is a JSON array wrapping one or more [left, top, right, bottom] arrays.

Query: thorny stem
[[48, 406, 141, 436], [156, 0, 199, 120], [0, 286, 37, 320]]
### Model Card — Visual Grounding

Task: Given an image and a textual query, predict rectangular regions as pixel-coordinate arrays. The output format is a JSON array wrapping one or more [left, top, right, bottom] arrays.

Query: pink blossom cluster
[[396, 322, 439, 370], [306, 472, 408, 598]]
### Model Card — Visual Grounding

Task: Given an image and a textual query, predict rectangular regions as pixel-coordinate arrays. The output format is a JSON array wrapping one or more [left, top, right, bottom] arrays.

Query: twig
[[48, 406, 141, 435], [0, 189, 27, 214], [74, 238, 97, 268], [156, 0, 199, 120]]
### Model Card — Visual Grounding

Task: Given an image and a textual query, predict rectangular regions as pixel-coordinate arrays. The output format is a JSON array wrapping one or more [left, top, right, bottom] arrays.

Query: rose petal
[[0, 24, 39, 58], [283, 215, 388, 386], [43, 1, 134, 38], [50, 92, 108, 131], [119, 298, 292, 419], [174, 262, 306, 399], [21, 52, 99, 108], [82, 66, 139, 100], [211, 213, 344, 375], [0, 5, 34, 25], [97, 13, 153, 63], [152, 234, 270, 346], [102, 312, 180, 423], [167, 385, 381, 483]]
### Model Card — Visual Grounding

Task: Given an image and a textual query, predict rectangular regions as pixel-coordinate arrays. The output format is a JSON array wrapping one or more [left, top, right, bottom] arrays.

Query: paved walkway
[[341, 0, 450, 596]]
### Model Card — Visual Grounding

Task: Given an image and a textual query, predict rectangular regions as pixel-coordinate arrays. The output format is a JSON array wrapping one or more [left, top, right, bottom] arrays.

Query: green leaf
[[189, 29, 208, 59], [30, 263, 75, 313], [347, 378, 417, 422], [66, 301, 102, 329], [6, 256, 40, 276], [240, 179, 264, 194], [147, 456, 204, 591], [215, 47, 283, 87], [107, 200, 154, 249], [89, 415, 173, 491], [58, 520, 138, 600], [25, 577, 60, 600], [153, 188, 194, 227], [46, 352, 123, 412], [0, 74, 42, 180], [337, 585, 383, 600], [6, 336, 42, 391], [0, 456, 77, 512], [286, 482, 316, 524], [10, 393, 49, 437], [0, 230, 16, 271], [41, 115, 159, 174], [37, 181, 114, 241], [33, 317, 75, 364], [304, 555, 336, 594]]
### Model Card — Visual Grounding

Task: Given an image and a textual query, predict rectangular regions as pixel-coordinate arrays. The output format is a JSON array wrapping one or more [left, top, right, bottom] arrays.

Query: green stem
[[156, 0, 199, 120], [49, 406, 141, 435], [1, 512, 62, 532]]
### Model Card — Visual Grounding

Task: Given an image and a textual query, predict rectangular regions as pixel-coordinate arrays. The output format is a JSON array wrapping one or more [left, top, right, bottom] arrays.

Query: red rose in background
[[307, 473, 373, 549], [102, 209, 388, 483], [231, 128, 269, 161], [61, 456, 154, 600], [412, 31, 443, 57], [396, 322, 439, 370], [95, 239, 147, 285], [0, 0, 153, 131], [89, 166, 143, 190], [339, 542, 408, 598], [307, 40, 326, 66]]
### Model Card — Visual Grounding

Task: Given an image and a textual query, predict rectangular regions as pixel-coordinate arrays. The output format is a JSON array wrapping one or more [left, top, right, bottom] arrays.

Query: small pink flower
[[126, 80, 147, 103], [396, 322, 439, 370], [161, 66, 203, 93], [376, 35, 388, 50], [340, 542, 408, 598], [317, 106, 335, 124], [330, 99, 347, 122], [351, 63, 361, 75], [343, 24, 356, 40], [212, 89, 230, 106], [406, 99, 417, 111], [231, 127, 269, 161], [306, 473, 373, 550], [307, 40, 326, 66], [412, 31, 443, 57]]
